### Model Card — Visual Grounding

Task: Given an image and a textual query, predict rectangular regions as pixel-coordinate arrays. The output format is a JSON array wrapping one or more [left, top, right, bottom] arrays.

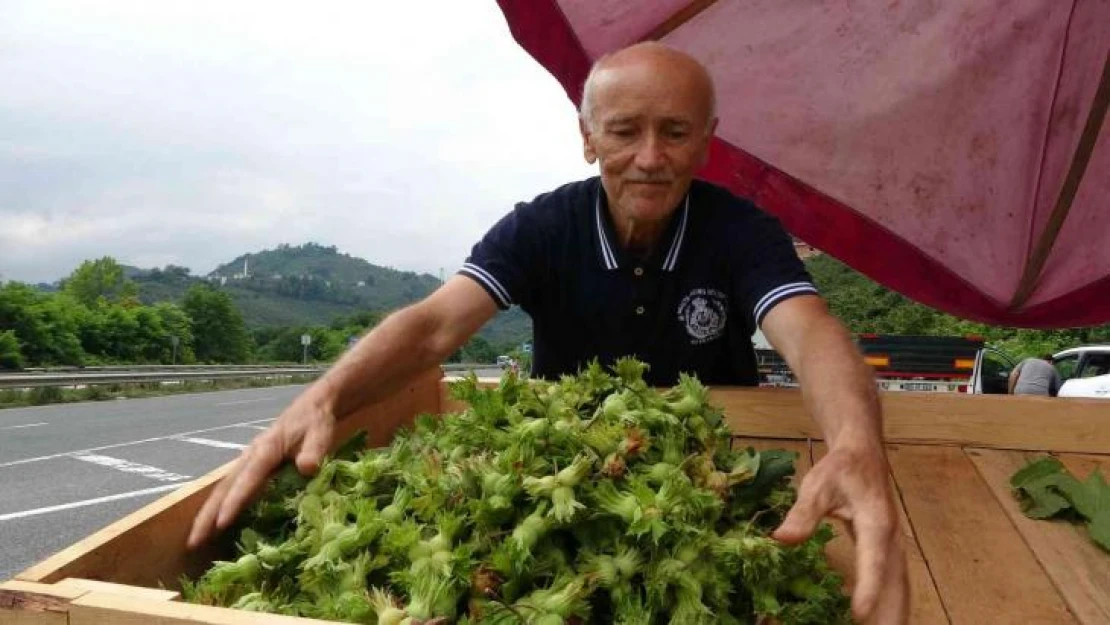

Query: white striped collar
[[595, 189, 690, 272]]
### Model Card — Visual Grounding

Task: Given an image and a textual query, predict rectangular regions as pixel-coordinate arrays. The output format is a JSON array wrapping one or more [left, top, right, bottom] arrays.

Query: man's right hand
[[186, 276, 500, 549], [187, 389, 336, 549]]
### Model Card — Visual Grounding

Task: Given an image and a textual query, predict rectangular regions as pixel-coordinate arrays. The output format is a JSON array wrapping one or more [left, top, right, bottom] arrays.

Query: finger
[[772, 478, 833, 545], [187, 455, 246, 549], [866, 544, 910, 625], [215, 436, 283, 530], [296, 417, 334, 476], [851, 516, 896, 621]]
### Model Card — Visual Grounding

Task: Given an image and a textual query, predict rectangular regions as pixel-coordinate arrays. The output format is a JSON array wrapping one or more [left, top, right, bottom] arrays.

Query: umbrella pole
[[1010, 50, 1110, 311]]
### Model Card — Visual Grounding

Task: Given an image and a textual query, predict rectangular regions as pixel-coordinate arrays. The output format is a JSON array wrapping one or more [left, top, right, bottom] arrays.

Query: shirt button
[[635, 306, 645, 315], [633, 266, 644, 277]]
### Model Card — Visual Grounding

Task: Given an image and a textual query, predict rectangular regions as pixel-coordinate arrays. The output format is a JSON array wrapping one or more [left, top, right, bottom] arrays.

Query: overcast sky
[[0, 1, 596, 283]]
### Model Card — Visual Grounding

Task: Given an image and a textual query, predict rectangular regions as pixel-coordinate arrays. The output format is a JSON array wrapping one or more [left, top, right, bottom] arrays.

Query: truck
[[755, 332, 985, 392], [856, 334, 984, 392]]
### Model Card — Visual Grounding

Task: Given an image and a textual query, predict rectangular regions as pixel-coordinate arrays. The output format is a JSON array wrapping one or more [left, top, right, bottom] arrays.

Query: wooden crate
[[4, 366, 1110, 624]]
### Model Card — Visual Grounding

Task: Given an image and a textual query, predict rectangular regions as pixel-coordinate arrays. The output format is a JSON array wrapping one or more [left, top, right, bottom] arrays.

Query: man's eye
[[608, 129, 636, 138], [666, 128, 690, 139]]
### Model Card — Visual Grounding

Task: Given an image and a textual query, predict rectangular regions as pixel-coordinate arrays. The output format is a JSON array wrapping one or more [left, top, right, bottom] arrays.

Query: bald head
[[579, 42, 717, 133]]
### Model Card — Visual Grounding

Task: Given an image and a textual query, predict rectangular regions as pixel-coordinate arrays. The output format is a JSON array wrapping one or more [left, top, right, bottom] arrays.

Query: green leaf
[[1089, 511, 1110, 552], [1009, 456, 1065, 489], [1052, 469, 1110, 524], [1015, 476, 1073, 519]]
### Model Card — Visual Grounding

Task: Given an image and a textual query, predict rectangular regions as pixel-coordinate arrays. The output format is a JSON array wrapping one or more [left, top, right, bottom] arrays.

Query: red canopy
[[496, 0, 1110, 328]]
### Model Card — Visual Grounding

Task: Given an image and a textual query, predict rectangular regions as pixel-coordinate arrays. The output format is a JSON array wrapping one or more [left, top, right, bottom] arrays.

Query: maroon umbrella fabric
[[496, 0, 1110, 328]]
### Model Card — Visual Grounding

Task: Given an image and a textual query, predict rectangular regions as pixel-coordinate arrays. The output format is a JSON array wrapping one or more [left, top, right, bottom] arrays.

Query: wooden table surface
[[741, 437, 1110, 625]]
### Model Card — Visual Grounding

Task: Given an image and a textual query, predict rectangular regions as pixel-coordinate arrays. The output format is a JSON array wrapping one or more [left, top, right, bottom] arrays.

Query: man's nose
[[633, 133, 666, 171]]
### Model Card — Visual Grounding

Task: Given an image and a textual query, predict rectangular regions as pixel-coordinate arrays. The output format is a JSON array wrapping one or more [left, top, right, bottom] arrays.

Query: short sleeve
[[733, 209, 820, 327], [458, 203, 543, 312]]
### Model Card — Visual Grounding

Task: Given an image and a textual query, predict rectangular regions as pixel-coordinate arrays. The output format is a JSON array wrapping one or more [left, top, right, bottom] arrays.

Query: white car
[[969, 344, 1110, 398], [1053, 345, 1110, 398]]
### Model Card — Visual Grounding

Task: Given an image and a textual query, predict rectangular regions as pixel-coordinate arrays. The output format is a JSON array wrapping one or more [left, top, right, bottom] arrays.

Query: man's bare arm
[[760, 295, 908, 624], [760, 295, 882, 451], [312, 275, 500, 423], [188, 276, 498, 547]]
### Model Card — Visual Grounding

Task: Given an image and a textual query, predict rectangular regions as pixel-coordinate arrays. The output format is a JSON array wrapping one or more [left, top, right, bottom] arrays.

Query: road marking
[[0, 422, 48, 430], [215, 398, 276, 407], [0, 418, 274, 468], [175, 437, 247, 450], [243, 425, 269, 431], [71, 453, 192, 482], [0, 484, 183, 522]]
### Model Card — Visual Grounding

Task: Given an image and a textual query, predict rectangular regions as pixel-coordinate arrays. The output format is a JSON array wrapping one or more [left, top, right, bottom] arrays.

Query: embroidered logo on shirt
[[677, 289, 728, 344]]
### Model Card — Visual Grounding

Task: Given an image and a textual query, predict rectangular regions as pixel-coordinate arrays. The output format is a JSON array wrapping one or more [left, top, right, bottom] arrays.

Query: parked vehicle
[[856, 334, 983, 393], [968, 344, 1110, 398]]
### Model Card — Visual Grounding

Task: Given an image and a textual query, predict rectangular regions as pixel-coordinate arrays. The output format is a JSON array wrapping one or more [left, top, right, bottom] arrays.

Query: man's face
[[580, 61, 717, 225]]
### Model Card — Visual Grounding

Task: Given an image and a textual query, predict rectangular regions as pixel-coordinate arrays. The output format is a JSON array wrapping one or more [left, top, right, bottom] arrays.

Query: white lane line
[[0, 417, 274, 468], [215, 398, 276, 407], [1, 422, 48, 430], [0, 484, 183, 522], [71, 453, 192, 482], [175, 437, 247, 450], [243, 425, 269, 431]]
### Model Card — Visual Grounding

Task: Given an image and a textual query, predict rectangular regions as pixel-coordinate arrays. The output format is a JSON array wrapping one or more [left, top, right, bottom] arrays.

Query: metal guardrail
[[19, 364, 305, 373], [0, 368, 328, 390], [0, 363, 494, 389]]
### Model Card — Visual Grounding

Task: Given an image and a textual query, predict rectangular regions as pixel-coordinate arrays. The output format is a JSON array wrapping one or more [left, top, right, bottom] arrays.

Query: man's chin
[[624, 199, 680, 221]]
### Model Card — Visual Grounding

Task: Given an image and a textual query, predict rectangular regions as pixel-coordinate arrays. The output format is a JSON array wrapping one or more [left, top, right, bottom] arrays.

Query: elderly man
[[189, 43, 909, 623]]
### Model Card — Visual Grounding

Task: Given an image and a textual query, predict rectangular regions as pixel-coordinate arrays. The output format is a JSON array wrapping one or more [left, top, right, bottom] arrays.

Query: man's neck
[[613, 215, 668, 255]]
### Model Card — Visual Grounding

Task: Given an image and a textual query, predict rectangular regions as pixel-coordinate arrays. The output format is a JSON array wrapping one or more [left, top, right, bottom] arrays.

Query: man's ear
[[695, 117, 720, 168], [579, 117, 598, 165]]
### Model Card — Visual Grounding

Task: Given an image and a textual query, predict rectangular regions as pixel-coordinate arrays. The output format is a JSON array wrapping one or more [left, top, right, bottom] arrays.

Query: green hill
[[128, 244, 532, 350]]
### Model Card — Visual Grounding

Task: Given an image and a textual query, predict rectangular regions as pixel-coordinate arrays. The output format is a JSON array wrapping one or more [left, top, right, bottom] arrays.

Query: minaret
[[243, 256, 249, 278]]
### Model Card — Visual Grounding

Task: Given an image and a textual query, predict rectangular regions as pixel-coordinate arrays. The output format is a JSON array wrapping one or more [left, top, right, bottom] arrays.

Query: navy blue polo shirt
[[458, 177, 818, 387]]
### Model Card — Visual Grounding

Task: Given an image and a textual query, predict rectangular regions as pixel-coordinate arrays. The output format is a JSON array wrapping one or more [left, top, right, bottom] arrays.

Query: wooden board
[[16, 368, 444, 589], [714, 388, 1110, 453], [68, 591, 339, 625], [55, 577, 180, 602], [888, 445, 1075, 624], [0, 580, 85, 625], [811, 443, 949, 625], [968, 448, 1110, 625]]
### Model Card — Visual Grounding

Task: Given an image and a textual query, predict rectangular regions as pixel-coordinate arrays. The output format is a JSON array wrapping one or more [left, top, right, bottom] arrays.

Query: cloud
[[0, 0, 596, 283]]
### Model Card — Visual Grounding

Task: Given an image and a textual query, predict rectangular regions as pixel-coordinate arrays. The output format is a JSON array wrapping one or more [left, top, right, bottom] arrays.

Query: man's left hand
[[772, 443, 910, 624]]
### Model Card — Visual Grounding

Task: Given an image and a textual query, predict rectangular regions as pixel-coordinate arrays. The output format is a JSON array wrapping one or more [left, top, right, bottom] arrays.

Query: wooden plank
[[713, 387, 1110, 453], [55, 577, 180, 602], [889, 445, 1075, 624], [1057, 453, 1110, 482], [812, 443, 949, 624], [16, 368, 443, 590], [68, 591, 338, 625], [0, 580, 84, 625], [968, 449, 1110, 625]]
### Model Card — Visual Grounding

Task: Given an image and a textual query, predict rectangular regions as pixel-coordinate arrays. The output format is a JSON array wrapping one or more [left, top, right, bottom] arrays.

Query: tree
[[0, 283, 85, 366], [61, 257, 138, 307], [460, 336, 498, 363], [154, 302, 195, 363], [0, 330, 23, 370], [182, 285, 250, 363]]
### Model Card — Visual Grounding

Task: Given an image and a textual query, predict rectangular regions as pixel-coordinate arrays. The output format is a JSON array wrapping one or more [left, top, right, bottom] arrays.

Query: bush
[[29, 386, 65, 405], [82, 386, 109, 401]]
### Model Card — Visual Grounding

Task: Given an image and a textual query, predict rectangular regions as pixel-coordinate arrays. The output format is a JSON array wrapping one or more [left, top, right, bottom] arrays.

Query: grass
[[0, 374, 323, 410]]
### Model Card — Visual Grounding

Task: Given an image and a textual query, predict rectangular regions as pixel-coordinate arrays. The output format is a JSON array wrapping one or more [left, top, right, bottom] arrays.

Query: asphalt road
[[0, 368, 503, 581]]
